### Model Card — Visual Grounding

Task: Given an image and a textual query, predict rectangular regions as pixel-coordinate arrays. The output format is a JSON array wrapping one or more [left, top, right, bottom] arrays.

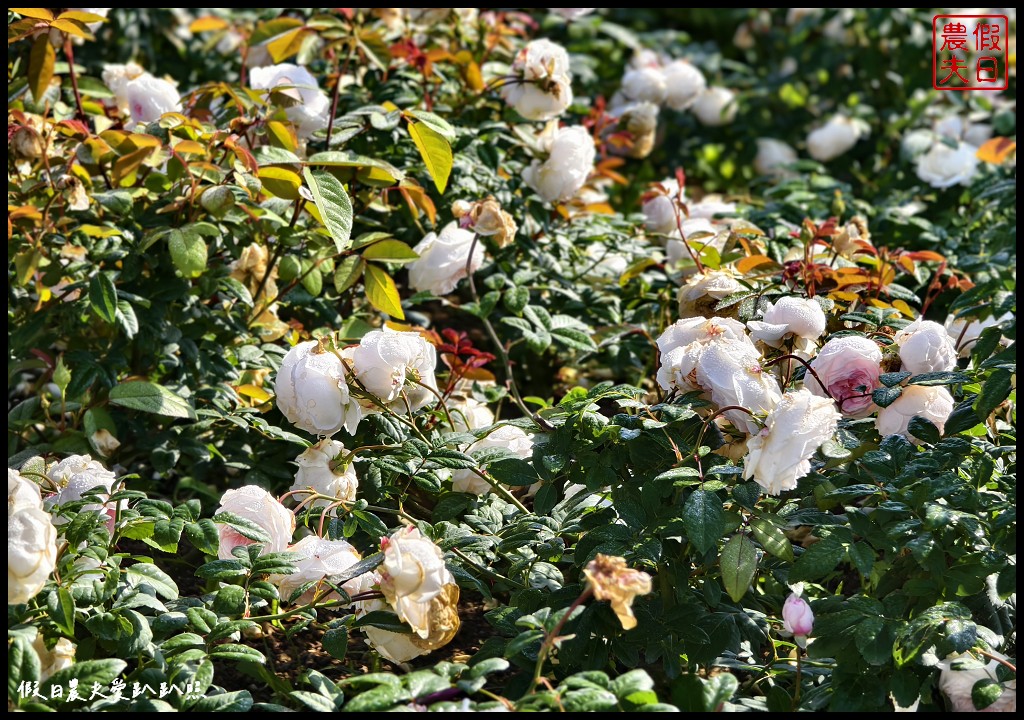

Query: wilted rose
[[33, 633, 76, 681], [378, 526, 459, 642], [583, 554, 653, 630]]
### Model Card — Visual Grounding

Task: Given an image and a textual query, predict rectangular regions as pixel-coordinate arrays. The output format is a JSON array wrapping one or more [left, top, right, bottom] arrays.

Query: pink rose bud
[[783, 593, 814, 637]]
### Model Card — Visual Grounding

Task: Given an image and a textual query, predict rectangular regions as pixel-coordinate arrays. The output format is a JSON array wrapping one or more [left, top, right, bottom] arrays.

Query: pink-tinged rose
[[807, 335, 882, 418], [875, 385, 955, 444], [782, 593, 814, 637], [216, 485, 295, 560]]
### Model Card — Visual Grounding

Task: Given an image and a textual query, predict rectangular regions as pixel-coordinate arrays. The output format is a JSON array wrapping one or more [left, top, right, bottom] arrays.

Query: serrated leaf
[[551, 326, 598, 352], [364, 263, 404, 319], [907, 416, 940, 444], [126, 562, 179, 600], [682, 490, 723, 556], [488, 458, 540, 487], [209, 644, 266, 664], [89, 272, 118, 323], [213, 511, 271, 543], [720, 534, 757, 602], [29, 35, 56, 103], [168, 228, 208, 279], [322, 627, 348, 661], [333, 255, 365, 294], [974, 369, 1012, 421], [109, 381, 196, 420], [303, 168, 353, 253], [408, 121, 453, 193], [872, 386, 902, 409], [186, 519, 221, 555], [195, 559, 249, 581], [907, 371, 971, 386]]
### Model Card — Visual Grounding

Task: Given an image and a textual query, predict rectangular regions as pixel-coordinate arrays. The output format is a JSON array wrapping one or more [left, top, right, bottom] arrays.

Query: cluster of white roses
[[498, 39, 597, 205], [903, 113, 994, 189], [655, 297, 980, 495], [641, 176, 741, 270], [215, 484, 459, 663], [753, 114, 869, 178]]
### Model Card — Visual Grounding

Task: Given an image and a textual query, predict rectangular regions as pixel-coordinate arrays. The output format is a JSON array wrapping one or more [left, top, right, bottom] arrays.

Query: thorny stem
[[63, 37, 86, 122], [463, 234, 553, 430], [533, 586, 593, 688]]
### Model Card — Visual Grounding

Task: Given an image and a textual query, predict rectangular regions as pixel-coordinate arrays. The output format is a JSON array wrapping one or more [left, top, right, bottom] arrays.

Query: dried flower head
[[583, 554, 653, 630]]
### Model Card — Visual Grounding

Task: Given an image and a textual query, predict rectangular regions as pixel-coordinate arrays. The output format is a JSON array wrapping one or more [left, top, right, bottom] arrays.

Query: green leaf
[[354, 610, 413, 634], [168, 228, 208, 279], [361, 239, 419, 263], [750, 518, 794, 562], [364, 263, 404, 319], [907, 416, 940, 444], [301, 266, 323, 297], [109, 381, 196, 420], [788, 534, 845, 583], [89, 272, 118, 323], [488, 457, 540, 487], [195, 559, 249, 582], [126, 562, 179, 600], [408, 121, 453, 193], [974, 369, 1012, 421], [303, 168, 354, 253], [333, 255, 365, 294], [40, 659, 127, 701], [879, 371, 911, 387], [405, 109, 456, 139], [332, 551, 384, 586], [720, 534, 757, 603], [209, 644, 266, 664], [872, 386, 902, 408], [907, 371, 972, 386], [322, 627, 348, 661], [213, 585, 248, 616], [682, 490, 724, 556], [551, 326, 598, 352], [54, 587, 76, 635], [191, 691, 254, 713], [8, 633, 41, 702], [213, 511, 272, 543], [971, 679, 1005, 710], [186, 519, 221, 555]]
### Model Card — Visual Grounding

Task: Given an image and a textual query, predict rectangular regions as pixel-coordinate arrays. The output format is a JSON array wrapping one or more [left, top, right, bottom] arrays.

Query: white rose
[[875, 385, 954, 443], [289, 439, 358, 510], [661, 60, 706, 111], [934, 115, 993, 148], [501, 39, 573, 121], [807, 115, 862, 162], [657, 316, 752, 356], [447, 394, 496, 433], [585, 242, 630, 281], [452, 425, 534, 495], [250, 63, 331, 138], [408, 222, 483, 296], [657, 319, 759, 395], [523, 125, 595, 204], [619, 67, 667, 105], [677, 270, 743, 318], [642, 178, 683, 235], [124, 74, 180, 124], [275, 339, 363, 437], [379, 526, 459, 641], [551, 8, 595, 21], [743, 389, 840, 495], [44, 454, 119, 526], [747, 296, 827, 351], [349, 571, 431, 663], [666, 218, 730, 267], [807, 335, 882, 418], [216, 485, 295, 561], [754, 138, 799, 177], [962, 122, 993, 149], [945, 311, 1012, 356], [9, 468, 42, 516], [691, 87, 737, 127], [9, 505, 58, 604], [697, 340, 783, 434], [900, 129, 936, 161], [32, 633, 76, 681], [893, 319, 958, 375], [915, 141, 979, 189], [351, 328, 438, 412], [102, 62, 145, 114], [274, 535, 362, 604]]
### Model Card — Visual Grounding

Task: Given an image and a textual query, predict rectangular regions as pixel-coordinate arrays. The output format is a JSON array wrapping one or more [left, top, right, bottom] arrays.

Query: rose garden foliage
[[6, 7, 1017, 713]]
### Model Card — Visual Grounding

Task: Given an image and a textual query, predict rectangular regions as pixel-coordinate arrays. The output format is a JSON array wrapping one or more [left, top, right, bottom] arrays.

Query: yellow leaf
[[829, 291, 859, 302], [28, 35, 55, 103], [172, 140, 206, 156], [190, 16, 229, 32], [58, 10, 107, 23], [736, 255, 776, 274], [236, 384, 272, 403], [380, 101, 400, 112], [112, 146, 155, 186], [50, 18, 89, 38], [258, 166, 302, 200], [266, 27, 308, 64], [892, 300, 915, 319], [364, 263, 405, 319], [976, 137, 1017, 165], [11, 7, 53, 20], [866, 298, 890, 309], [407, 121, 452, 194], [266, 121, 297, 152]]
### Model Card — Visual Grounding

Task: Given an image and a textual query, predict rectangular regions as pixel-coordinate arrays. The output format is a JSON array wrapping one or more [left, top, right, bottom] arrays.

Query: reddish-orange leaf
[[736, 255, 776, 274], [976, 137, 1017, 165]]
